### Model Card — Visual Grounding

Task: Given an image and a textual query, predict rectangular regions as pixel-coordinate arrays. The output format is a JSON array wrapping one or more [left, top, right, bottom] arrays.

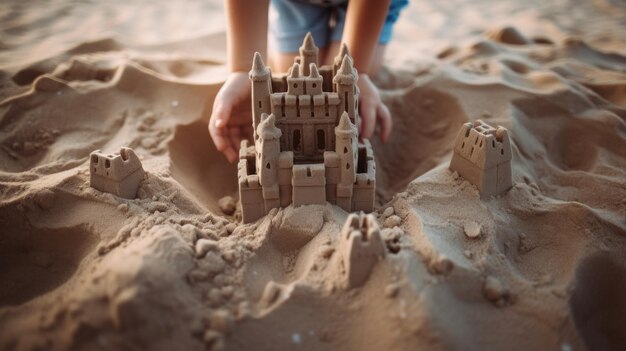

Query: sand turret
[[250, 52, 272, 139], [333, 55, 358, 124], [333, 43, 352, 77], [338, 213, 386, 288], [299, 32, 319, 76], [335, 112, 358, 211]]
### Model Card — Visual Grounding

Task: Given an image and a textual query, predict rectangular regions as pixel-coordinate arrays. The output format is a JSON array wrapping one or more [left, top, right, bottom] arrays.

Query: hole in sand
[[570, 254, 626, 350], [0, 223, 97, 307], [168, 121, 238, 213], [371, 88, 467, 202]]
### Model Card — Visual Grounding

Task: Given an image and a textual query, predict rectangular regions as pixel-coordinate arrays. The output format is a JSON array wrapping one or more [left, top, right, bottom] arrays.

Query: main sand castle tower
[[238, 34, 376, 223]]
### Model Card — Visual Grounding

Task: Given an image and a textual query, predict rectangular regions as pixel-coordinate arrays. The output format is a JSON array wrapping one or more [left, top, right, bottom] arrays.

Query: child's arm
[[209, 0, 269, 162], [342, 0, 391, 74], [226, 0, 269, 72], [342, 0, 392, 143]]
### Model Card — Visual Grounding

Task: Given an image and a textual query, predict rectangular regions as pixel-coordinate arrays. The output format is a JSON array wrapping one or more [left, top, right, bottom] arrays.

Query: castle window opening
[[345, 92, 348, 112], [266, 162, 271, 169], [344, 146, 348, 154], [258, 100, 262, 109], [293, 129, 302, 151], [357, 147, 367, 173], [312, 83, 317, 88], [317, 129, 326, 150]]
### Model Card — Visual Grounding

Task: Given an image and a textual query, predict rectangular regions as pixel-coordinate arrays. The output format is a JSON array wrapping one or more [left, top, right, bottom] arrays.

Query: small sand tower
[[449, 120, 512, 197], [338, 212, 386, 288], [90, 147, 144, 198]]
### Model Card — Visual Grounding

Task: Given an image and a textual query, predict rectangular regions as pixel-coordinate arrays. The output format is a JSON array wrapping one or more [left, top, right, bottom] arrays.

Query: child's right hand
[[208, 72, 254, 163]]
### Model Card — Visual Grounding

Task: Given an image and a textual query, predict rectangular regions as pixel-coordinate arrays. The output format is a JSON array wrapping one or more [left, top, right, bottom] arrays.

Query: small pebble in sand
[[225, 223, 237, 234], [218, 196, 237, 216], [152, 195, 158, 201], [384, 215, 402, 228], [117, 203, 129, 212], [464, 221, 482, 239], [430, 255, 454, 275], [483, 276, 505, 303], [463, 250, 473, 259], [199, 252, 226, 274], [209, 310, 234, 334], [195, 238, 219, 258], [382, 206, 394, 218], [171, 100, 179, 108], [384, 283, 400, 298]]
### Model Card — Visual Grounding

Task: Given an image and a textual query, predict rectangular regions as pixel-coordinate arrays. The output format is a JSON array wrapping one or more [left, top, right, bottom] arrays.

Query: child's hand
[[208, 72, 254, 162], [358, 73, 391, 143]]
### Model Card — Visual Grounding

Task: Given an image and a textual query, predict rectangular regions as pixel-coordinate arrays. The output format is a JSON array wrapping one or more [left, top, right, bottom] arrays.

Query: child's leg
[[268, 0, 333, 73]]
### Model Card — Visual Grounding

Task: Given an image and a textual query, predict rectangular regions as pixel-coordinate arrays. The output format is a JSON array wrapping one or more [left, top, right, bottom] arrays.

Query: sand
[[1, 0, 625, 350]]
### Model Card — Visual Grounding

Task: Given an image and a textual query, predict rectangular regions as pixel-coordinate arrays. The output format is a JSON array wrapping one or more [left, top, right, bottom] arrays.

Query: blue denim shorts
[[270, 0, 409, 52]]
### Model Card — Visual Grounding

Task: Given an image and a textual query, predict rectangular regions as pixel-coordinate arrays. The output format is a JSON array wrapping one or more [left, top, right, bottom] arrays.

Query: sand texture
[[1, 0, 626, 350]]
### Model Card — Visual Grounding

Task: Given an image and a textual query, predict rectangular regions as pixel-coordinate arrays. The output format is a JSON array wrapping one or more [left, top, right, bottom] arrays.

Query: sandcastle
[[449, 120, 512, 197], [90, 147, 144, 198], [238, 33, 376, 223], [338, 212, 386, 288]]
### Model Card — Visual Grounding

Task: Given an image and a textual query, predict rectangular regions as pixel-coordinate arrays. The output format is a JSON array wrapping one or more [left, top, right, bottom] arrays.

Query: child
[[209, 0, 408, 162]]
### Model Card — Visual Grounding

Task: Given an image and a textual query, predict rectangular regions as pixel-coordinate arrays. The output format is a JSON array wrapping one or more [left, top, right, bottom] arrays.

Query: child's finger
[[208, 97, 233, 152], [361, 102, 377, 140], [228, 127, 243, 157], [378, 104, 392, 143]]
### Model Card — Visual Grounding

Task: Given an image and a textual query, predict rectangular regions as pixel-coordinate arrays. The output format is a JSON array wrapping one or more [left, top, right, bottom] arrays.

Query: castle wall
[[352, 142, 376, 212], [319, 66, 333, 92], [278, 151, 294, 207], [292, 164, 326, 207], [238, 159, 265, 223], [324, 152, 340, 204]]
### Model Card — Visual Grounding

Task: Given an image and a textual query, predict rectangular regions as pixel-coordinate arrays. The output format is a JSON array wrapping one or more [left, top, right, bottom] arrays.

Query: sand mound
[[1, 0, 626, 350]]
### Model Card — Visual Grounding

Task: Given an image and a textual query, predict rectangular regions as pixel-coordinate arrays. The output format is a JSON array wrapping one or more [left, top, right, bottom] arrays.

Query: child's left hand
[[358, 73, 391, 143]]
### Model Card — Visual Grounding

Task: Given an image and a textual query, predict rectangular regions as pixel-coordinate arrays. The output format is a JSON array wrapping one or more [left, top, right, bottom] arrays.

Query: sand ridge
[[1, 0, 626, 350]]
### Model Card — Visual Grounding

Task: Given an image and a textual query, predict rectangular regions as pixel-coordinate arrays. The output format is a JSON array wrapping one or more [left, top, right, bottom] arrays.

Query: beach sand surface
[[1, 0, 625, 350]]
